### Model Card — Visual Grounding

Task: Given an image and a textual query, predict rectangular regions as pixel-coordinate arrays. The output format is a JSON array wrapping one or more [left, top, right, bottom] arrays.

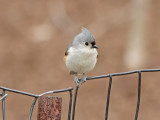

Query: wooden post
[[37, 96, 62, 120]]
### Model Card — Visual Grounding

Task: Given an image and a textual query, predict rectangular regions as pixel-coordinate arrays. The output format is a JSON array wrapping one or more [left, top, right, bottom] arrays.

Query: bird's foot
[[82, 73, 86, 83], [74, 76, 79, 87]]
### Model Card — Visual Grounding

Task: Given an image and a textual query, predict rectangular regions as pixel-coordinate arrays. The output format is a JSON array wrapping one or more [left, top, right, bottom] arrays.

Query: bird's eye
[[85, 42, 89, 46]]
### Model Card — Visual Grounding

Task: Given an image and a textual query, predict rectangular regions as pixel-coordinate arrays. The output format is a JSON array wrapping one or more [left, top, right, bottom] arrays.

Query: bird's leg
[[74, 73, 79, 87], [82, 73, 86, 83]]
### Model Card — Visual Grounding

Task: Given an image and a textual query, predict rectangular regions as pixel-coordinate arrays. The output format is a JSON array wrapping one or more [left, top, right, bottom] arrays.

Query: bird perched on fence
[[64, 27, 98, 87]]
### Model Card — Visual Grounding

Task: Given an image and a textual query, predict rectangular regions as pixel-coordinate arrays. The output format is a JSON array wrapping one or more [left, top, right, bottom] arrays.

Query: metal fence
[[1, 68, 160, 120]]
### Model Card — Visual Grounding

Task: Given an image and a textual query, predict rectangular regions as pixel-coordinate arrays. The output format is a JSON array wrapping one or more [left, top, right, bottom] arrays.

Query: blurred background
[[0, 0, 160, 120]]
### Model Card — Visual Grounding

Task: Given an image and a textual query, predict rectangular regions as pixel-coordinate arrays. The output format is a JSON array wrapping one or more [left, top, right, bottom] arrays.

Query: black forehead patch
[[91, 41, 96, 46]]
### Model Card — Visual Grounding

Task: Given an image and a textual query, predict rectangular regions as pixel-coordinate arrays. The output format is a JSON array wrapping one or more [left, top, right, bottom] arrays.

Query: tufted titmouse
[[64, 27, 98, 86]]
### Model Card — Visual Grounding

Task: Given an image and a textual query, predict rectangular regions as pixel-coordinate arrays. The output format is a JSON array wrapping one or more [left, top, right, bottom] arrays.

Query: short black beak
[[92, 44, 98, 49]]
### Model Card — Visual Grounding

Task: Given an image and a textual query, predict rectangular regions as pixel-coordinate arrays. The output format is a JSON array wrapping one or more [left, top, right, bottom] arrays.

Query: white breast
[[66, 47, 98, 74]]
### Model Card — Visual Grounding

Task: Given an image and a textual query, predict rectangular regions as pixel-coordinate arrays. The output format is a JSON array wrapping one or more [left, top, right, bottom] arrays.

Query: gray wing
[[65, 48, 69, 56], [65, 44, 71, 56], [65, 40, 73, 56], [65, 45, 76, 75]]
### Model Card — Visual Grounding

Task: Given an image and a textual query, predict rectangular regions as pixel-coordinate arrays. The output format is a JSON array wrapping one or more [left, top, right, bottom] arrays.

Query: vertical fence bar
[[68, 90, 72, 120], [28, 97, 38, 120], [72, 86, 79, 120], [2, 90, 6, 120], [134, 71, 141, 120], [105, 75, 112, 120]]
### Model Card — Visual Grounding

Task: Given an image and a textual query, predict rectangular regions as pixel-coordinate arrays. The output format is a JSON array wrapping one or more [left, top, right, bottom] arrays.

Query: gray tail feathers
[[70, 71, 76, 75]]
